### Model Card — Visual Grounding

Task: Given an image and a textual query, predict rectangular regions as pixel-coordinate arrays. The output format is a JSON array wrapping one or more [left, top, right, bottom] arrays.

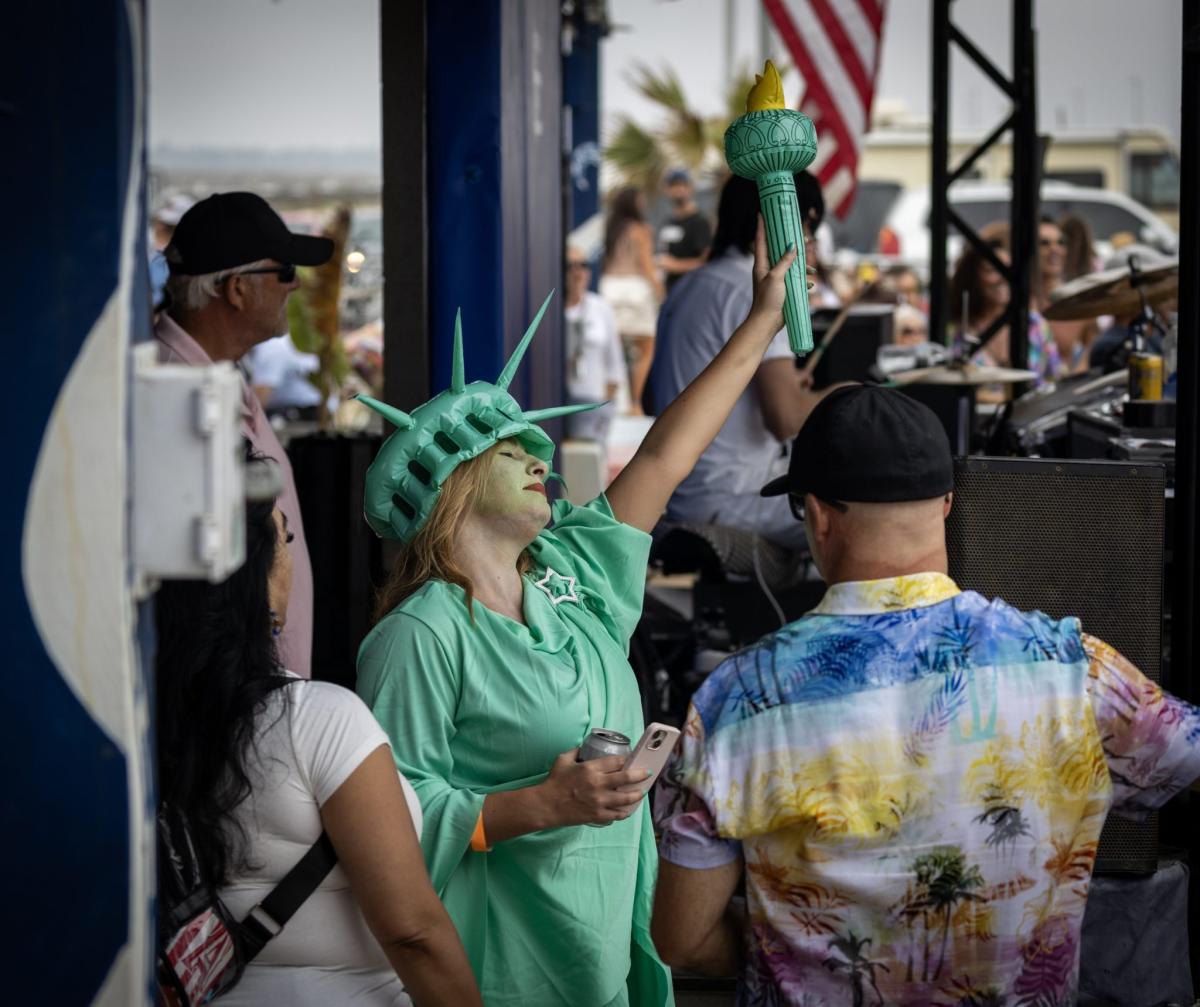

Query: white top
[[247, 334, 323, 409], [649, 250, 799, 543], [565, 291, 625, 404], [216, 678, 422, 1006]]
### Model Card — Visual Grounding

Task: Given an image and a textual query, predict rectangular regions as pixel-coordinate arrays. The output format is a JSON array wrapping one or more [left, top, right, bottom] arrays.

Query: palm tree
[[822, 930, 890, 1007], [911, 847, 986, 979], [915, 847, 985, 980], [604, 61, 785, 194]]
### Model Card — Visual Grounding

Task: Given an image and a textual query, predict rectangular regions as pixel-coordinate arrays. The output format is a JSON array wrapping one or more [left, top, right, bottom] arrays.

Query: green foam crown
[[357, 291, 602, 543]]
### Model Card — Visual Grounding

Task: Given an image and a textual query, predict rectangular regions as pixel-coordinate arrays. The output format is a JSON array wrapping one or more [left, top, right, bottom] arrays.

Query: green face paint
[[358, 292, 604, 544], [476, 440, 551, 525]]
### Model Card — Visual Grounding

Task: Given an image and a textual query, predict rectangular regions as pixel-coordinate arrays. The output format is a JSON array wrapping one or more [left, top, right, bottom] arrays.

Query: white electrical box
[[132, 342, 245, 595]]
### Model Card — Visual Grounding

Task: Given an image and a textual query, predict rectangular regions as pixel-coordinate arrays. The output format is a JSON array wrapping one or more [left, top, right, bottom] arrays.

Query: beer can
[[577, 728, 631, 763], [1129, 353, 1163, 401], [577, 729, 631, 828]]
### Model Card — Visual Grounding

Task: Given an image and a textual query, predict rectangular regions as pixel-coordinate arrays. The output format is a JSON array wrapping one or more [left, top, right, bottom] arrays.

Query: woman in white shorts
[[601, 187, 663, 413]]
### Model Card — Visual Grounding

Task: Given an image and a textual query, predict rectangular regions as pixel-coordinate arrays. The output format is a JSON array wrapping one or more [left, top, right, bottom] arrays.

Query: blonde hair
[[373, 443, 534, 621]]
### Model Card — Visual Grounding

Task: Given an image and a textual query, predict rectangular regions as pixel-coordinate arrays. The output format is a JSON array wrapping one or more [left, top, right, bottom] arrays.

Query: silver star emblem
[[533, 566, 579, 606]]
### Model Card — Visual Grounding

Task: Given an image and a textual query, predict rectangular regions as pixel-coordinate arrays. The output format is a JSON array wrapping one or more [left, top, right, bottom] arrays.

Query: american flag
[[763, 0, 888, 218]]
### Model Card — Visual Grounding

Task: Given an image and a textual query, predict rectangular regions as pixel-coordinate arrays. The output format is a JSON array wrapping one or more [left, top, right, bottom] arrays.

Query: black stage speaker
[[288, 432, 386, 691], [946, 456, 1166, 874], [808, 304, 893, 388]]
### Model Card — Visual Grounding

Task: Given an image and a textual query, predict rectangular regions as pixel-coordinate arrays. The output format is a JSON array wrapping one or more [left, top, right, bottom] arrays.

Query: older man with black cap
[[156, 192, 334, 678], [650, 385, 1200, 1005]]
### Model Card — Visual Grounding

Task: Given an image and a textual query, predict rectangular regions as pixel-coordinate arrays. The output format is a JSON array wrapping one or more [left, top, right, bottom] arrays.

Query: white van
[[874, 180, 1178, 280]]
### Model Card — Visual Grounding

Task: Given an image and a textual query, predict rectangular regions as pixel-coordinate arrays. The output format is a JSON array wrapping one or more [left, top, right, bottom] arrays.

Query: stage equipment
[[889, 363, 1037, 386], [288, 434, 385, 691], [900, 383, 976, 456], [946, 456, 1166, 874], [929, 0, 1039, 371], [806, 305, 893, 388], [724, 59, 817, 354], [1044, 259, 1178, 321], [1005, 370, 1127, 456]]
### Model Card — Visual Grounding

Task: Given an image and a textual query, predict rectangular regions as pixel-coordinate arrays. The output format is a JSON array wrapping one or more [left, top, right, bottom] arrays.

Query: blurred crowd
[[573, 166, 1179, 438]]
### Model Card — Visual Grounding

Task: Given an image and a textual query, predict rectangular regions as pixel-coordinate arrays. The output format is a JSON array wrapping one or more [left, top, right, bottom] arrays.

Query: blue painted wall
[[2, 0, 143, 1001], [563, 15, 604, 232], [427, 0, 565, 433]]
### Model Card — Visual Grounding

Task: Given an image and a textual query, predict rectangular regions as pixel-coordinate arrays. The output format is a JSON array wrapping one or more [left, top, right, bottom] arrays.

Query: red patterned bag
[[155, 805, 337, 1005]]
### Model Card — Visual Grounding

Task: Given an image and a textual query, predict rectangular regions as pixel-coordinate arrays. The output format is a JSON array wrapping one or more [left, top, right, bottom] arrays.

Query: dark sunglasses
[[787, 493, 848, 521], [220, 263, 296, 284]]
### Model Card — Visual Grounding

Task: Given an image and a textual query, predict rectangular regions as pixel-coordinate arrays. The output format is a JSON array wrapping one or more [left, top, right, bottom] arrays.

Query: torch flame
[[746, 59, 786, 112]]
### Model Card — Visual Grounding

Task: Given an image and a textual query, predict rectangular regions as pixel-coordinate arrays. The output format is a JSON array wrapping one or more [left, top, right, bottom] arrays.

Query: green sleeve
[[356, 611, 484, 893], [534, 493, 652, 648]]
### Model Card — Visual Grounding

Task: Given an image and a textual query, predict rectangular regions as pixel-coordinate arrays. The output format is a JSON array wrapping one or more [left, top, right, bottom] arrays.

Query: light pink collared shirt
[[154, 314, 313, 678]]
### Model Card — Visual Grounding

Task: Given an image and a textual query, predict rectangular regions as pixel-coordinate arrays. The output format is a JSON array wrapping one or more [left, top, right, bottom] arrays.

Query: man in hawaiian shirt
[[651, 385, 1200, 1007]]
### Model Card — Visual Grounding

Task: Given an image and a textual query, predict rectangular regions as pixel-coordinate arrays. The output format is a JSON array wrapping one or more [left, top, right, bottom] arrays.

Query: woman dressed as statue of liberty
[[356, 222, 808, 1007]]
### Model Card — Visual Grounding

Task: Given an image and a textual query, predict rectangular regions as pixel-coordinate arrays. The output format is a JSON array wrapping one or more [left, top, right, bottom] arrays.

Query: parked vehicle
[[858, 126, 1181, 230], [870, 180, 1177, 280]]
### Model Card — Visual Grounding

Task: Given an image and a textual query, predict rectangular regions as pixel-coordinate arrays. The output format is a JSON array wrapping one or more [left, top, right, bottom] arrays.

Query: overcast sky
[[147, 0, 1182, 150]]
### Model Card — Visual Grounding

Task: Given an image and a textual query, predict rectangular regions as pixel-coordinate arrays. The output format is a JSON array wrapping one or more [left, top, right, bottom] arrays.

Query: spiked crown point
[[496, 290, 555, 391], [450, 308, 466, 393], [356, 394, 414, 430], [523, 401, 606, 423]]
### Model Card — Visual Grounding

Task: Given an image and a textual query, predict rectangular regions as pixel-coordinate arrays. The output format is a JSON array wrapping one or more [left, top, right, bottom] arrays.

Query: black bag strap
[[239, 831, 338, 961]]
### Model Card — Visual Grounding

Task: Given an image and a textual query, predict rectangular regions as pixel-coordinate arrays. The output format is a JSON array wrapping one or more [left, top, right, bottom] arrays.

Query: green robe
[[357, 496, 674, 1007]]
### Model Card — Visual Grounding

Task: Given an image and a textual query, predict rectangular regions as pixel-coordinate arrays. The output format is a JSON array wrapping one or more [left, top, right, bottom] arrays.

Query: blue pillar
[[563, 15, 605, 232], [426, 0, 565, 427], [4, 0, 150, 1002]]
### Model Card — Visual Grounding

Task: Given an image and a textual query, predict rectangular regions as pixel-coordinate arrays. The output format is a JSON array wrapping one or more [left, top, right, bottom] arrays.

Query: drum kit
[[886, 251, 1179, 457]]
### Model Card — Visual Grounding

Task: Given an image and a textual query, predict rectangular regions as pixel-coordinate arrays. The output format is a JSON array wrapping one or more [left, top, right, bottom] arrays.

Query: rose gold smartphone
[[623, 723, 681, 788]]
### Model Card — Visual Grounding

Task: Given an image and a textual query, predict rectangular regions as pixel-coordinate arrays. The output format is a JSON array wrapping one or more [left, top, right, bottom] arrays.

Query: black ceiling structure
[[929, 0, 1039, 370]]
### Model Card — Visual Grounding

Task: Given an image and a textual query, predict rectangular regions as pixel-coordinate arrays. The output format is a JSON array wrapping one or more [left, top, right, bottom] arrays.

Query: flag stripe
[[787, 0, 868, 139], [858, 0, 884, 35], [764, 0, 887, 218], [765, 0, 856, 159], [810, 0, 872, 107]]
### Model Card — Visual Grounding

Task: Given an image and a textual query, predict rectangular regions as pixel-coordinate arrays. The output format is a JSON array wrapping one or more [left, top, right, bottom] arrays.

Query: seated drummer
[[652, 385, 1200, 1005]]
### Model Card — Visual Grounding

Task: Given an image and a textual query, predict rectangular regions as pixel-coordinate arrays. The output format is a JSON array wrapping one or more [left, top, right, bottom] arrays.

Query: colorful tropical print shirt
[[955, 312, 1070, 386], [659, 573, 1200, 1007]]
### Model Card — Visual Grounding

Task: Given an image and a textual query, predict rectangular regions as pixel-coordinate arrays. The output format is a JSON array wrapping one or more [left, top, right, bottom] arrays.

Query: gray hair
[[165, 258, 272, 313]]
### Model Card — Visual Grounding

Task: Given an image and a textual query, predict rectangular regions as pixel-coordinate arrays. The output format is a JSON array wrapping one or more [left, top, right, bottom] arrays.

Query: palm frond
[[626, 61, 690, 115], [664, 113, 709, 169], [604, 115, 667, 191]]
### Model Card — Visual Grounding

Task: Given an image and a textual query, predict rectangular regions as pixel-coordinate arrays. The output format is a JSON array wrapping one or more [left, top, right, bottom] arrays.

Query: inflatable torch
[[724, 60, 818, 354]]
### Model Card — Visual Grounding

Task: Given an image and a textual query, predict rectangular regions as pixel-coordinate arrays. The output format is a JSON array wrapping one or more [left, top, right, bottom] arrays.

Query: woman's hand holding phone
[[539, 749, 649, 828], [622, 723, 681, 790]]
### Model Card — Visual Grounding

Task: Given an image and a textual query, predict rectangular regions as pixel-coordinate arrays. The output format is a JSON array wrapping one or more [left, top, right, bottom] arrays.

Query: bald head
[[804, 493, 953, 585]]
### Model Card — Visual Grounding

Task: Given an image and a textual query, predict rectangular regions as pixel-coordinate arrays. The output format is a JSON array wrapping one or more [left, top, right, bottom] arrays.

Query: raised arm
[[320, 745, 484, 1007], [606, 218, 796, 532]]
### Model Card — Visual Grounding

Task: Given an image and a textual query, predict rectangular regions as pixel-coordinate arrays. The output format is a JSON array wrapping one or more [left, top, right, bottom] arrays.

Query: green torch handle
[[757, 170, 813, 355]]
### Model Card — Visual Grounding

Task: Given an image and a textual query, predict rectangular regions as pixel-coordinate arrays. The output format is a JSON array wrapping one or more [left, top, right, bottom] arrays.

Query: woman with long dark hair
[[947, 222, 1060, 397], [156, 456, 481, 1006], [601, 186, 663, 412]]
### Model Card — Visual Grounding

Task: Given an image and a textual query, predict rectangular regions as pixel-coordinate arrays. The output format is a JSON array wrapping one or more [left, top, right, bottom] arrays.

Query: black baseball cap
[[761, 384, 954, 503], [165, 192, 334, 276]]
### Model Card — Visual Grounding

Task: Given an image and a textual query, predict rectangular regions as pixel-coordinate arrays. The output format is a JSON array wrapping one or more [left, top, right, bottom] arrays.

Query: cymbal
[[890, 364, 1039, 386], [1044, 261, 1178, 321]]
